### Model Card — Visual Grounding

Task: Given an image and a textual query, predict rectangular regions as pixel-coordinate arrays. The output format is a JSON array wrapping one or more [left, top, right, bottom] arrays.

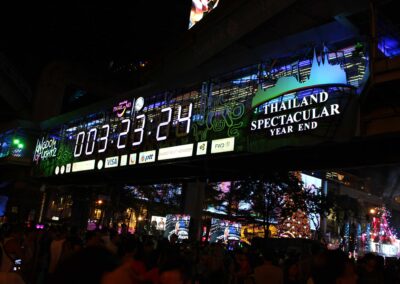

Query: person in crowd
[[284, 259, 300, 284], [50, 246, 118, 284], [253, 249, 283, 284], [0, 248, 25, 284], [101, 237, 147, 284], [85, 230, 104, 247], [0, 224, 24, 274], [159, 268, 186, 284], [101, 228, 118, 254], [234, 250, 253, 284], [357, 253, 384, 284], [336, 259, 358, 284]]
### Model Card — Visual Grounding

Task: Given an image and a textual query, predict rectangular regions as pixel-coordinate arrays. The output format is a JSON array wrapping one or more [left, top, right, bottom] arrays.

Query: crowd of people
[[1, 223, 400, 284]]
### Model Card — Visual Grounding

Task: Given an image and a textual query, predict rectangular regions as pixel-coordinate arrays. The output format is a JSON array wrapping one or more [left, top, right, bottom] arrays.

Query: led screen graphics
[[189, 0, 219, 29], [209, 218, 241, 243], [205, 181, 231, 215], [122, 184, 182, 207], [33, 43, 369, 177], [0, 195, 8, 216], [151, 216, 166, 231], [301, 173, 322, 230], [164, 214, 190, 241]]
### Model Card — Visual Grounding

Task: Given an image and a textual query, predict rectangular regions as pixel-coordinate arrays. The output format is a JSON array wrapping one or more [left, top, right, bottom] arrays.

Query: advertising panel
[[164, 214, 190, 241]]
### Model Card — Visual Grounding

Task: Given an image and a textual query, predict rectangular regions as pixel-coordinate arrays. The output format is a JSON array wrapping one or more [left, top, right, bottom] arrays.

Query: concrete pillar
[[184, 180, 206, 241], [321, 180, 328, 238], [70, 187, 91, 231]]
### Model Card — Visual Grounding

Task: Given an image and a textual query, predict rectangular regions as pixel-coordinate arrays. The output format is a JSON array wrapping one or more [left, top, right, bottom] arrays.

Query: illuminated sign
[[158, 144, 194, 161], [196, 141, 207, 155], [252, 49, 349, 107], [113, 100, 132, 117], [129, 153, 137, 165], [33, 137, 58, 164], [251, 91, 340, 136], [120, 154, 128, 166], [189, 0, 220, 29], [211, 137, 235, 154], [250, 49, 351, 137], [151, 216, 166, 231], [72, 160, 96, 172], [139, 150, 156, 164], [105, 156, 119, 168], [32, 43, 368, 177]]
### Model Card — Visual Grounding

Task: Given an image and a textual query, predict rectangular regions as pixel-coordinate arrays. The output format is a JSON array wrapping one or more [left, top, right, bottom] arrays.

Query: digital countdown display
[[33, 43, 369, 177]]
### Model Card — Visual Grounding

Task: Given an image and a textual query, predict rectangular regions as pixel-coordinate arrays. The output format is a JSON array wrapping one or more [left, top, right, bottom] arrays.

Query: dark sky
[[0, 2, 192, 88]]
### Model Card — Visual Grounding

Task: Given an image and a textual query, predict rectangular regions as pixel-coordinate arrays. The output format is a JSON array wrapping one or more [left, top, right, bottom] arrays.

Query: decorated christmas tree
[[278, 209, 311, 238], [370, 207, 397, 245]]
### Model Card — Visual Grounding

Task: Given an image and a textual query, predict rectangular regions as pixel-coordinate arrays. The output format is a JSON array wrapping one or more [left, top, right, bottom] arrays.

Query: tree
[[278, 209, 311, 238], [205, 172, 330, 239], [236, 172, 310, 238]]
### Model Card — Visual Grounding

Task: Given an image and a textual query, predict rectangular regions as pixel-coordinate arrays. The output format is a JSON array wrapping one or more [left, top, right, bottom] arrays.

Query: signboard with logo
[[33, 43, 369, 177]]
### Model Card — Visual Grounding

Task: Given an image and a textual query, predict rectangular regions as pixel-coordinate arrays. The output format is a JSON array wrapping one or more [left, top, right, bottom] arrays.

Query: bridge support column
[[184, 180, 205, 241]]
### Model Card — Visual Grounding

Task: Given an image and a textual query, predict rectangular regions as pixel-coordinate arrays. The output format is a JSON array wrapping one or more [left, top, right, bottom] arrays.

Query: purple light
[[36, 224, 44, 229], [378, 36, 400, 58]]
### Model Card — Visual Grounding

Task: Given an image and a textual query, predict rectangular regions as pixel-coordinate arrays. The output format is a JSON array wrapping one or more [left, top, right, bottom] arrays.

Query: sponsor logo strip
[[105, 156, 119, 168], [211, 137, 235, 154], [196, 141, 207, 155], [72, 160, 96, 172], [158, 144, 194, 161], [139, 150, 156, 164], [129, 153, 137, 165], [120, 154, 128, 166]]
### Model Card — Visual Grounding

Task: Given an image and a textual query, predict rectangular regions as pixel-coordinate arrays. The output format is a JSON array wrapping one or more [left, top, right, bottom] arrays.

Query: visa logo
[[139, 150, 156, 164], [105, 156, 119, 168]]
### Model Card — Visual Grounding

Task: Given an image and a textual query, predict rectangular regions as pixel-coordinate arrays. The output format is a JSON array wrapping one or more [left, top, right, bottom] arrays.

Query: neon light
[[378, 36, 400, 58], [252, 48, 349, 107], [113, 100, 132, 118], [33, 137, 57, 163]]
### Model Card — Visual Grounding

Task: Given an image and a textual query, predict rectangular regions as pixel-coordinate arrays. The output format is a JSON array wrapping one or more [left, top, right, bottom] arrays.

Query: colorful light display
[[32, 43, 369, 177]]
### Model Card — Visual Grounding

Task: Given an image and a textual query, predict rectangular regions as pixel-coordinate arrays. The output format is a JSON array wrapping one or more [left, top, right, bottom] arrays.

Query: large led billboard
[[301, 173, 322, 230], [32, 43, 368, 177], [205, 181, 231, 215], [209, 218, 241, 243], [189, 0, 220, 29], [164, 214, 190, 241], [151, 215, 166, 231]]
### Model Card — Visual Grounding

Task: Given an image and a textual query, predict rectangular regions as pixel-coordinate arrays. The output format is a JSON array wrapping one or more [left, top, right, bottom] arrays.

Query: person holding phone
[[0, 256, 25, 284]]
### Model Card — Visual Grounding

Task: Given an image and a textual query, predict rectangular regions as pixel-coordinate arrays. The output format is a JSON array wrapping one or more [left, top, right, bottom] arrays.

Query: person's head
[[159, 269, 184, 284], [170, 233, 178, 244], [262, 249, 276, 263], [285, 259, 300, 279], [85, 230, 103, 247], [50, 246, 119, 284], [364, 253, 378, 272], [159, 250, 188, 284]]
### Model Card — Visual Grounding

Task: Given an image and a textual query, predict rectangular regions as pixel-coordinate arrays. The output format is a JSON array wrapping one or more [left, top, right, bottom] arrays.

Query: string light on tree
[[278, 209, 311, 238]]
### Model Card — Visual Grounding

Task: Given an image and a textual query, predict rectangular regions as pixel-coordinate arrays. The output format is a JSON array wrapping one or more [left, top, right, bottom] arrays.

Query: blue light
[[232, 74, 258, 85], [378, 36, 400, 58]]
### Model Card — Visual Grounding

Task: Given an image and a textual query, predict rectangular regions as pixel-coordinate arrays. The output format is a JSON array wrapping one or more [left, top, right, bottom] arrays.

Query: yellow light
[[97, 200, 103, 205], [138, 216, 143, 221], [370, 208, 376, 214]]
